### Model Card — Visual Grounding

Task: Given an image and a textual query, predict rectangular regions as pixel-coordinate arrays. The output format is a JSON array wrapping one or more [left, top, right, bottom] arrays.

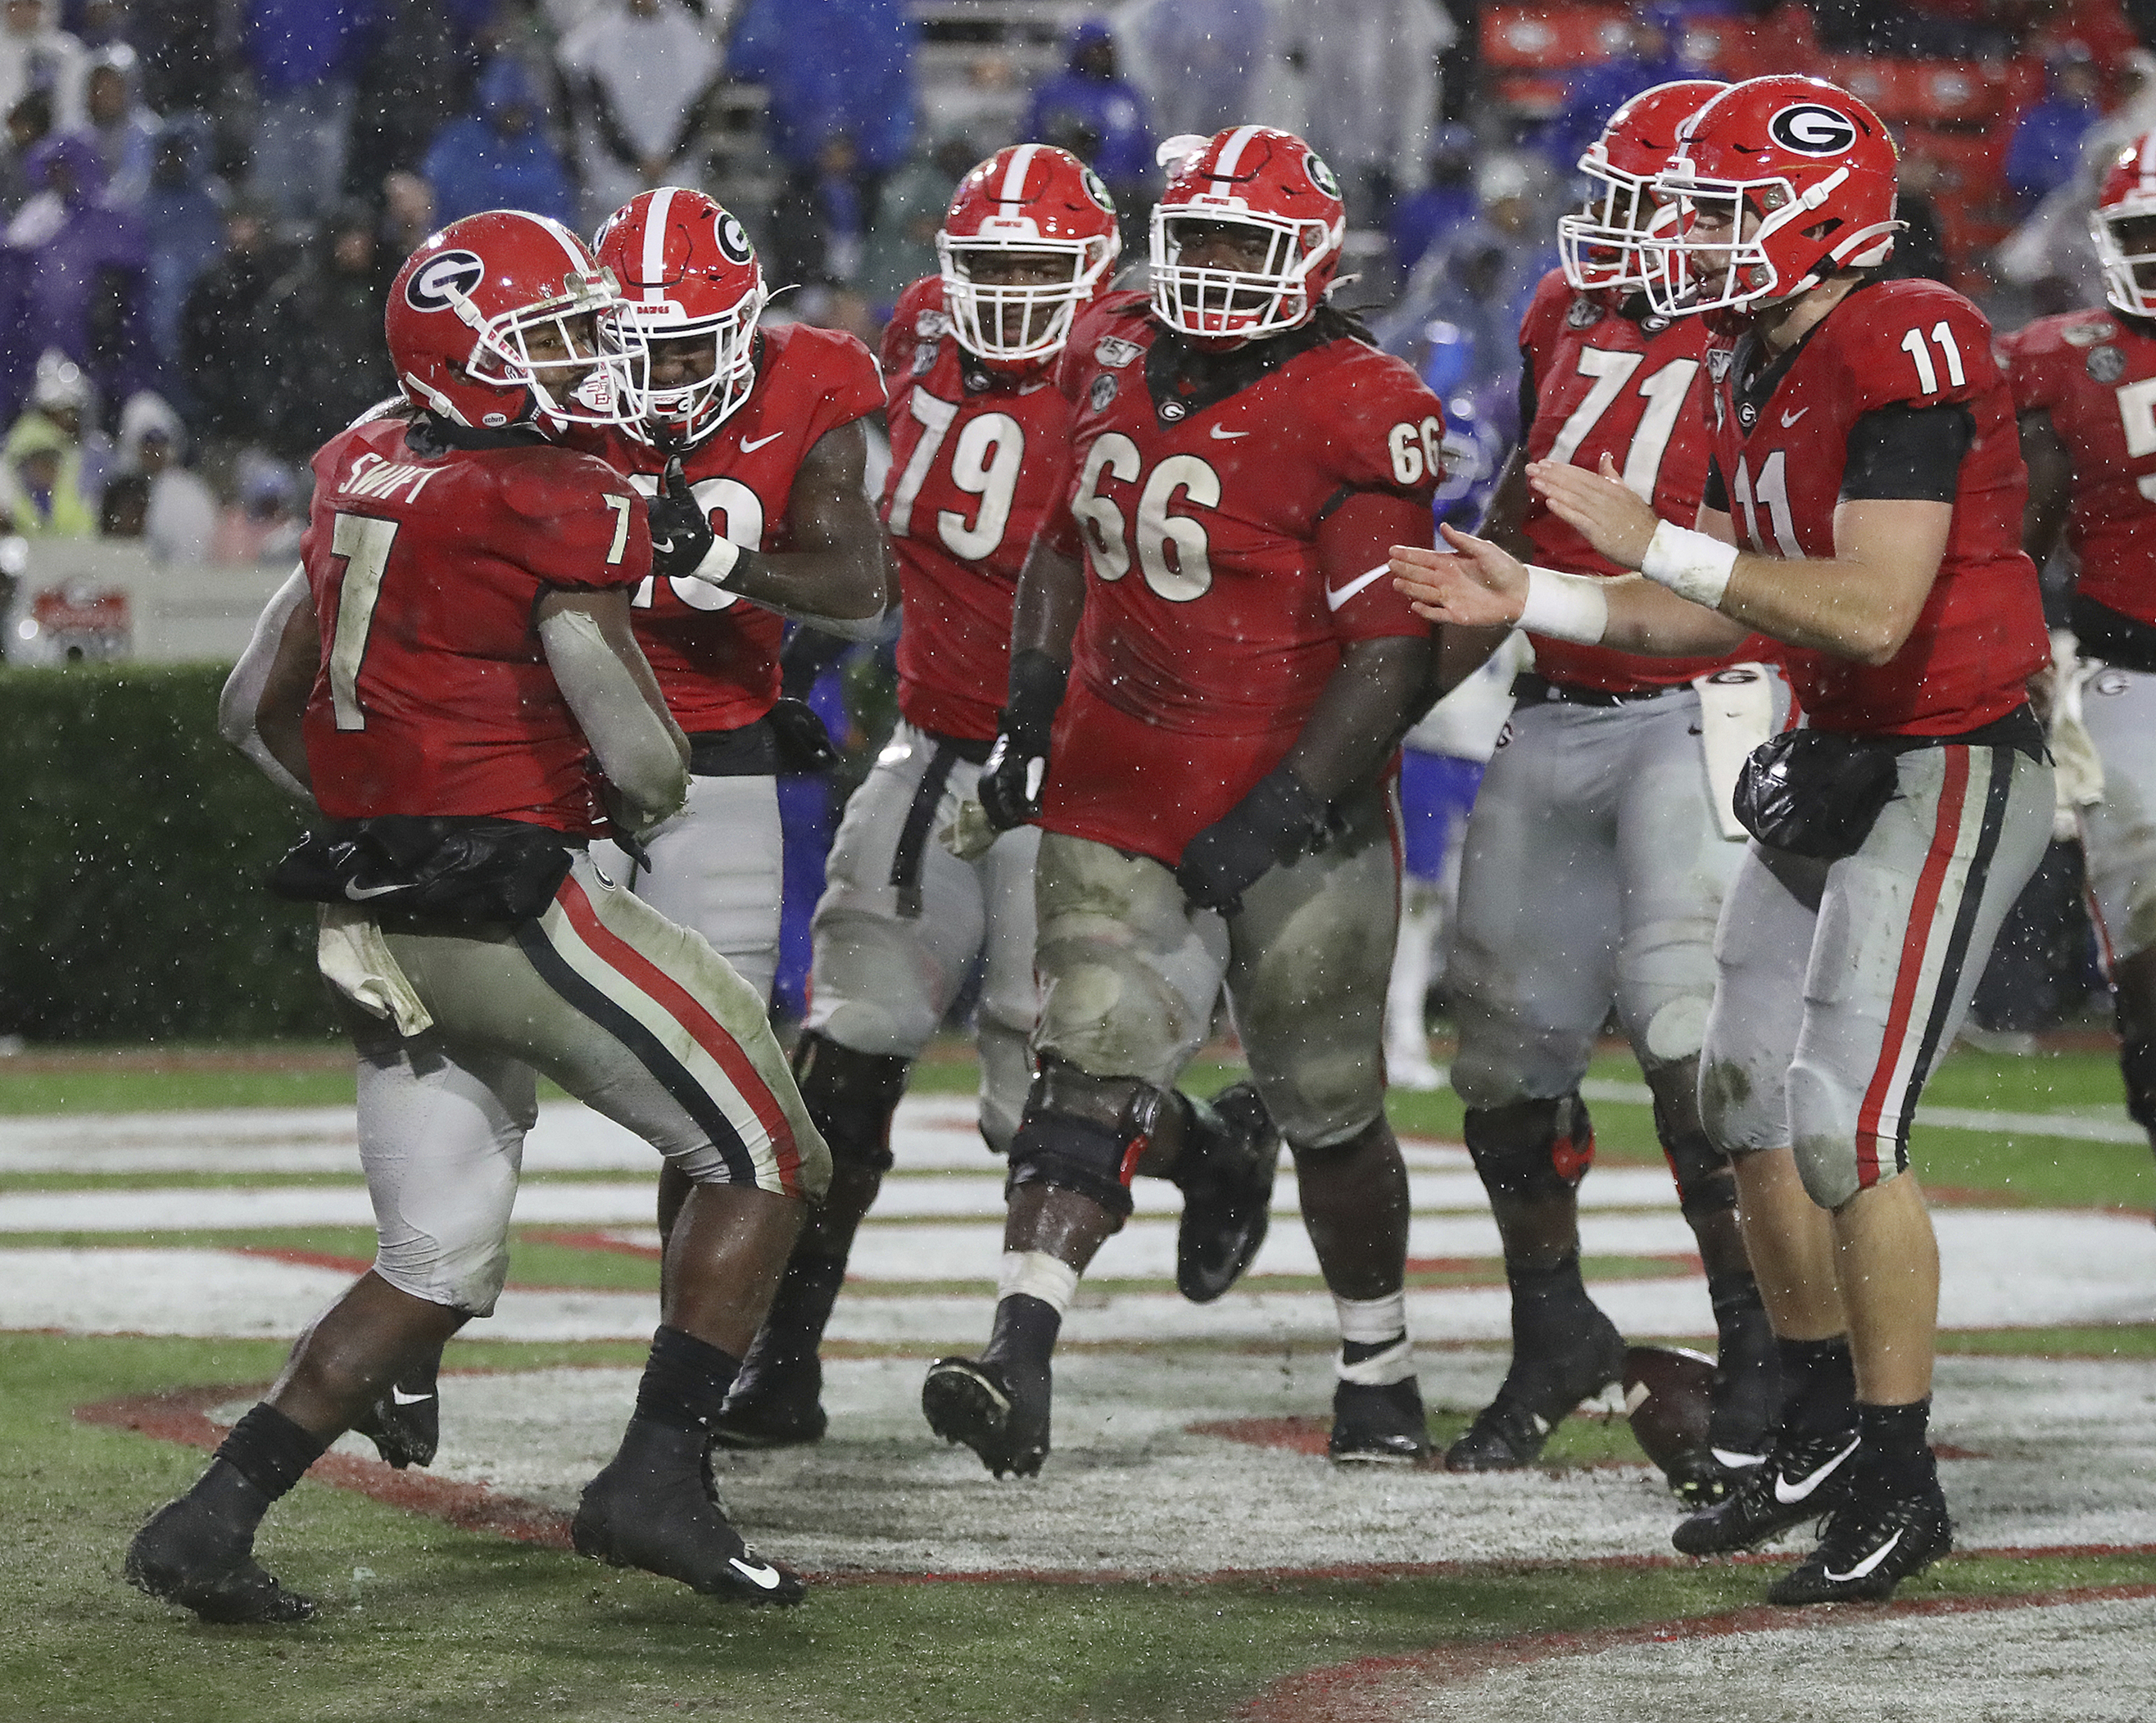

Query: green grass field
[[4, 1038, 2152, 1721]]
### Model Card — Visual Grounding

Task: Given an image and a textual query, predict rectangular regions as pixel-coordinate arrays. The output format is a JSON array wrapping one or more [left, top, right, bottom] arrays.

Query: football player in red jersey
[[920, 125, 1447, 1477], [1436, 80, 1787, 1497], [1396, 76, 2053, 1603], [130, 211, 831, 1621], [704, 144, 1276, 1450], [1998, 138, 2156, 1181], [328, 188, 891, 1476]]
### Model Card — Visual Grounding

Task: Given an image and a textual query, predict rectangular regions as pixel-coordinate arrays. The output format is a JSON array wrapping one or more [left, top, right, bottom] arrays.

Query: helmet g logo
[[1304, 151, 1340, 197], [1768, 103, 1859, 156], [715, 215, 754, 266], [405, 248, 486, 313], [1080, 165, 1114, 213]]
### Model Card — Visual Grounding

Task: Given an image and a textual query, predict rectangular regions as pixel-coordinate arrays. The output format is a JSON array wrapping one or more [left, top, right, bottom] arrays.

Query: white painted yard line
[[1581, 1076, 2148, 1144]]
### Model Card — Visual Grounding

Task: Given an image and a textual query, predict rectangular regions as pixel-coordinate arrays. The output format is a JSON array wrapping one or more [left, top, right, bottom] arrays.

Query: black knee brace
[[1463, 1096, 1595, 1201], [1645, 1060, 1737, 1222], [1004, 1057, 1163, 1221], [791, 1031, 912, 1176]]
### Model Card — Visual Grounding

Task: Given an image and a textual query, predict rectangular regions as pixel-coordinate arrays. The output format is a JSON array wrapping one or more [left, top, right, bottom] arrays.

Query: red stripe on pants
[[1853, 747, 1970, 1187], [554, 875, 803, 1194]]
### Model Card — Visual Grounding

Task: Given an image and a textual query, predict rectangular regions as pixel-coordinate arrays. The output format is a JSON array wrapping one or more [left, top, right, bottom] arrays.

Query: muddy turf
[[2, 1040, 2151, 1721]]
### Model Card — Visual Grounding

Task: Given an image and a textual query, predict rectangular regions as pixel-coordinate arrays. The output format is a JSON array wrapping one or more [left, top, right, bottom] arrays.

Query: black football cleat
[[125, 1497, 316, 1625], [710, 1351, 829, 1452], [1705, 1300, 1779, 1478], [1327, 1377, 1433, 1465], [350, 1376, 439, 1472], [1175, 1083, 1280, 1304], [1446, 1302, 1624, 1471], [1765, 1467, 1952, 1604], [921, 1354, 1050, 1478], [1672, 1423, 1862, 1557], [572, 1458, 804, 1606]]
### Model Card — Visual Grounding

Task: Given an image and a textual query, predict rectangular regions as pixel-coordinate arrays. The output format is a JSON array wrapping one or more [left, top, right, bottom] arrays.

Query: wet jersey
[[880, 276, 1075, 743], [299, 414, 650, 835], [1999, 307, 2156, 629], [1517, 267, 1767, 690], [1701, 278, 2046, 735], [1037, 291, 1443, 864], [583, 319, 884, 735]]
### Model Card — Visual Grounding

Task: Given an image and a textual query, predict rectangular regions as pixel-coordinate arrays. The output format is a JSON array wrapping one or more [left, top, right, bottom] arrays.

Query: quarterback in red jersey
[[1437, 80, 1785, 1497], [1998, 134, 2156, 1179], [1397, 77, 2052, 1603], [922, 125, 1446, 1478], [131, 211, 831, 1623]]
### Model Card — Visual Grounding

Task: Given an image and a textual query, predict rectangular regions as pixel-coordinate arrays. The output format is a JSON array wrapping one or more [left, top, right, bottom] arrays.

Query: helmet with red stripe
[[385, 209, 633, 434], [1558, 79, 1728, 294], [592, 187, 767, 445], [1647, 75, 1900, 316], [938, 143, 1120, 371], [1149, 124, 1346, 345], [2094, 132, 2156, 317]]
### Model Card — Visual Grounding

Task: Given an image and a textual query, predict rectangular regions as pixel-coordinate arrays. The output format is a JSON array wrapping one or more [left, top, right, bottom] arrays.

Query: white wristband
[[1639, 520, 1738, 609], [683, 533, 742, 589], [1517, 564, 1610, 644]]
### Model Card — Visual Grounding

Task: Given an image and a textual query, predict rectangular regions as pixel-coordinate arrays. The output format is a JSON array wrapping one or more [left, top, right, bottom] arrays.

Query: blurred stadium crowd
[[0, 0, 2144, 567]]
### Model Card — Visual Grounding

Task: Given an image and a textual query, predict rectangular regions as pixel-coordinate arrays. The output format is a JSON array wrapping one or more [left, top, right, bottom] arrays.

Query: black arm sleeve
[[1838, 401, 1976, 504], [1701, 454, 1728, 514], [1515, 348, 1538, 440]]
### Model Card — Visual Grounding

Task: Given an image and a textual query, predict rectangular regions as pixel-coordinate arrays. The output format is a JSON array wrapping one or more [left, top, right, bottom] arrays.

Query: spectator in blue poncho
[[1543, 4, 1687, 179], [422, 55, 573, 228], [1388, 125, 1479, 280], [727, 0, 914, 179], [242, 0, 379, 222], [81, 44, 154, 205], [139, 115, 225, 382], [2008, 47, 2104, 210], [1024, 19, 1152, 210]]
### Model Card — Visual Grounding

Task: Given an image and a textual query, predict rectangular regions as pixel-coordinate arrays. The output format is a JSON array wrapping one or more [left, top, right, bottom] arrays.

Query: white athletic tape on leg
[[1336, 1336, 1416, 1386], [1639, 521, 1738, 609], [1517, 565, 1610, 644], [998, 1250, 1079, 1316], [1333, 1288, 1408, 1346]]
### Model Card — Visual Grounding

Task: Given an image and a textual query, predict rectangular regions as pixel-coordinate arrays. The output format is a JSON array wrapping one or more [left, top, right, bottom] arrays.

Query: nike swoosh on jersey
[[1773, 1434, 1860, 1504], [389, 1386, 434, 1406], [1823, 1527, 1904, 1584], [1780, 408, 1810, 427], [1325, 562, 1392, 613], [1208, 424, 1248, 439], [729, 1557, 782, 1590], [343, 880, 405, 901], [741, 431, 784, 452]]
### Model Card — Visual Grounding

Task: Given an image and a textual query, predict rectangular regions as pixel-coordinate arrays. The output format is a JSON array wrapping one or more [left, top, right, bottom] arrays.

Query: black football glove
[[767, 695, 839, 773], [977, 647, 1068, 831], [645, 454, 717, 582], [1174, 764, 1328, 916]]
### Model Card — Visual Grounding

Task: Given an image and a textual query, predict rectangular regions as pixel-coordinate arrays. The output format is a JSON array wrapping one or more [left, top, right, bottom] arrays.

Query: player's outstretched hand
[[1391, 530, 1528, 627], [646, 454, 717, 581], [1529, 452, 1659, 569]]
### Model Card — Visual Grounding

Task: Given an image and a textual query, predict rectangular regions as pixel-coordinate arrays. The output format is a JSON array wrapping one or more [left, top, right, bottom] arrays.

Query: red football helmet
[[592, 187, 767, 445], [1558, 79, 1728, 294], [1149, 125, 1346, 344], [938, 143, 1119, 369], [385, 209, 632, 433], [2092, 131, 2156, 316], [1646, 75, 1900, 316]]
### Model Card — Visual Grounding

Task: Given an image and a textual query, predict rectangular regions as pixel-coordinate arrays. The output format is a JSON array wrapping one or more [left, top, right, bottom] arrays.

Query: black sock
[[1506, 1250, 1591, 1339], [754, 1253, 849, 1363], [1776, 1335, 1858, 1437], [633, 1325, 742, 1435], [192, 1404, 331, 1531], [983, 1292, 1062, 1372], [1706, 1269, 1764, 1334], [1858, 1397, 1935, 1491]]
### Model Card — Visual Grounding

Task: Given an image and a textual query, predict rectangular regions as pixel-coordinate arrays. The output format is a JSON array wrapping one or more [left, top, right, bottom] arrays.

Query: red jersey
[[1037, 292, 1443, 864], [1701, 278, 2046, 735], [299, 414, 650, 835], [582, 319, 884, 735], [1517, 268, 1766, 691], [1998, 307, 2156, 629], [881, 277, 1076, 744]]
